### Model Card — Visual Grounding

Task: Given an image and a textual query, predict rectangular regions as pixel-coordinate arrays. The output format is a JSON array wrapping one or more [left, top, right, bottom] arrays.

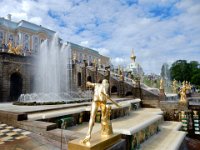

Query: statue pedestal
[[178, 100, 188, 111], [68, 132, 122, 150], [159, 89, 165, 101]]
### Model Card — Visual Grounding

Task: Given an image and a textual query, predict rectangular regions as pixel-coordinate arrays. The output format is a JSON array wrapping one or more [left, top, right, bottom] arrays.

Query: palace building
[[0, 15, 109, 66]]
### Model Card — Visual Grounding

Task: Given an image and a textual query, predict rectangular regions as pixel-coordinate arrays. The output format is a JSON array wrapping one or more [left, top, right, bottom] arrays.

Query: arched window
[[111, 86, 117, 93], [32, 36, 39, 53], [0, 31, 4, 48], [79, 53, 83, 63], [8, 33, 14, 45], [77, 72, 82, 86], [87, 76, 92, 82], [23, 34, 30, 52]]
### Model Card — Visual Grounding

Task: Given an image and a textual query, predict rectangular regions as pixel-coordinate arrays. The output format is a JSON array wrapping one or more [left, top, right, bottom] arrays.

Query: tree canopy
[[170, 60, 200, 85]]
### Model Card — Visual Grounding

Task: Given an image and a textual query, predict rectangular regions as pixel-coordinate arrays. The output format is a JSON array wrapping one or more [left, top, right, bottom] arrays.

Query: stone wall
[[160, 101, 180, 121], [0, 53, 33, 102]]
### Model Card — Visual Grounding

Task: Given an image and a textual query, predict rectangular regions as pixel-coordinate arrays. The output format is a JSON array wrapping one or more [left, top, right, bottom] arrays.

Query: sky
[[0, 0, 200, 74]]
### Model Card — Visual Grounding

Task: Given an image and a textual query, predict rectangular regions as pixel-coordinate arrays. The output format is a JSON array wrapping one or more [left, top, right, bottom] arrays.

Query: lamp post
[[83, 58, 87, 90]]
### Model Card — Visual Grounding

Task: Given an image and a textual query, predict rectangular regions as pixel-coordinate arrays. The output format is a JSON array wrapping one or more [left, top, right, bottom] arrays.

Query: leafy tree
[[191, 73, 200, 86], [170, 60, 188, 81], [170, 60, 200, 86]]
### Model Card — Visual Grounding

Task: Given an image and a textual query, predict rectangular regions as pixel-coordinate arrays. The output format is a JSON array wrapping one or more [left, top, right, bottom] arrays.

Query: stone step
[[28, 107, 86, 121], [17, 120, 57, 132], [112, 110, 163, 135], [141, 129, 186, 150], [159, 121, 182, 131], [68, 108, 163, 136], [27, 99, 140, 121]]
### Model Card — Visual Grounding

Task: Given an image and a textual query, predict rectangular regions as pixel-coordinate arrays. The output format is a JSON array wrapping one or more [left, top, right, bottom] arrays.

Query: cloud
[[94, 48, 110, 56], [80, 41, 89, 47], [0, 0, 199, 74], [111, 57, 128, 67]]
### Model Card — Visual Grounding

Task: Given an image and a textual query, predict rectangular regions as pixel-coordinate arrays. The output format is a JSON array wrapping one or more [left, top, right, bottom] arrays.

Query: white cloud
[[94, 48, 110, 56], [0, 0, 199, 74], [80, 41, 89, 47]]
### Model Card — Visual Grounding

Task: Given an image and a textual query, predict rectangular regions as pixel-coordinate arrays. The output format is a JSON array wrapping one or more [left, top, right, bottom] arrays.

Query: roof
[[0, 17, 55, 36], [68, 42, 99, 55]]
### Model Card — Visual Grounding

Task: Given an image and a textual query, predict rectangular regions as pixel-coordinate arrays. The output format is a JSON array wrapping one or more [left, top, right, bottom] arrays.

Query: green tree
[[170, 60, 200, 85], [170, 60, 188, 81], [191, 73, 200, 85]]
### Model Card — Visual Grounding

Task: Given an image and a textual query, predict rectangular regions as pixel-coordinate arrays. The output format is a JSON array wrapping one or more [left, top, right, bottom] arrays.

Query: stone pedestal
[[68, 132, 122, 150], [159, 89, 165, 101], [178, 101, 188, 111]]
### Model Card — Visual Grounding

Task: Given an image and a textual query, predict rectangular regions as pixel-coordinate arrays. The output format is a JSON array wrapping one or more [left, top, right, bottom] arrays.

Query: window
[[0, 31, 4, 47], [8, 33, 14, 45], [32, 36, 39, 53], [88, 55, 92, 65], [41, 39, 44, 44], [16, 34, 19, 46], [79, 53, 83, 63], [23, 34, 30, 51]]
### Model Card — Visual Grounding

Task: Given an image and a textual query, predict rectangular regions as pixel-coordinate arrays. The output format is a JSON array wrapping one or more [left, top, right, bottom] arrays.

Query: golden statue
[[7, 40, 13, 53], [179, 81, 191, 102], [185, 81, 191, 93], [160, 78, 164, 89], [172, 79, 177, 93], [7, 40, 22, 55], [82, 79, 120, 144]]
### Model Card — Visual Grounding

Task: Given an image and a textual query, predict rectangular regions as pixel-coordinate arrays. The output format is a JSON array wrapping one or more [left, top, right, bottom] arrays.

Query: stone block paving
[[0, 123, 67, 150], [0, 123, 31, 145]]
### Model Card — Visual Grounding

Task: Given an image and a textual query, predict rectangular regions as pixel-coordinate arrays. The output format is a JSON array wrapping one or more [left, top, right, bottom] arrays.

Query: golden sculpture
[[82, 79, 120, 144], [160, 78, 164, 89], [172, 79, 177, 93], [130, 49, 136, 62], [179, 81, 191, 103], [180, 111, 186, 121], [7, 40, 22, 55]]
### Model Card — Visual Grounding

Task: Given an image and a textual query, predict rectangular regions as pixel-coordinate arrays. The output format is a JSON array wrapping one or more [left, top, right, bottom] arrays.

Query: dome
[[125, 49, 144, 76]]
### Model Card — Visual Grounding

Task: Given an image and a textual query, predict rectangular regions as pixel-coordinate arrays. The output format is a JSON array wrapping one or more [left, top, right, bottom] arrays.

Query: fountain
[[18, 34, 72, 103], [34, 34, 70, 94], [17, 33, 93, 104]]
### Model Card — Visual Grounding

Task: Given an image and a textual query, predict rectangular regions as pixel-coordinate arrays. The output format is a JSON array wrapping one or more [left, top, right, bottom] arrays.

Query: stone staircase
[[68, 107, 186, 150]]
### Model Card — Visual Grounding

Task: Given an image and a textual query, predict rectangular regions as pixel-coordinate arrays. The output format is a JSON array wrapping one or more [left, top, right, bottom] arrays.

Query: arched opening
[[77, 72, 82, 87], [98, 79, 102, 83], [87, 76, 92, 82], [125, 91, 133, 97], [111, 86, 117, 93], [10, 72, 23, 101]]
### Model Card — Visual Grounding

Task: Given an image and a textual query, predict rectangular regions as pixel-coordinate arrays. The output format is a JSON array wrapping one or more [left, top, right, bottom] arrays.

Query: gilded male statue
[[160, 78, 164, 89], [179, 81, 191, 102], [82, 79, 119, 143], [172, 79, 177, 93]]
